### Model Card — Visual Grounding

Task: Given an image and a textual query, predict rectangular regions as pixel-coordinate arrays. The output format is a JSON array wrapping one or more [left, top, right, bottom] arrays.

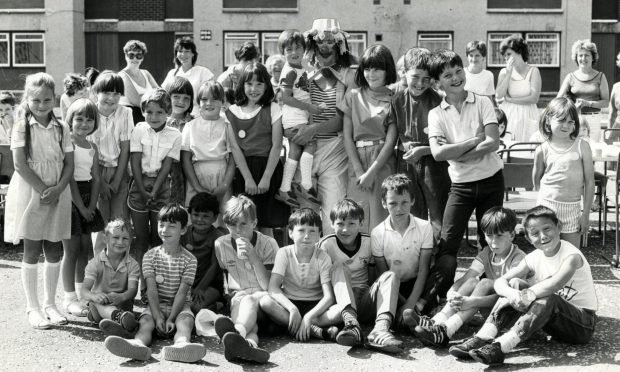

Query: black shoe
[[414, 324, 449, 348], [469, 342, 505, 366], [449, 336, 492, 359], [336, 323, 364, 347], [86, 302, 102, 324], [402, 308, 433, 333], [275, 189, 300, 208], [222, 332, 270, 364], [214, 316, 237, 339]]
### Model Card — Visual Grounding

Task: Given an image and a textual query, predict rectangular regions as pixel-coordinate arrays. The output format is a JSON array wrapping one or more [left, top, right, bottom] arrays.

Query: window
[[487, 32, 559, 67], [348, 33, 368, 59], [13, 33, 45, 67], [224, 32, 259, 67], [262, 32, 281, 62], [0, 0, 44, 9], [417, 33, 452, 51], [223, 0, 297, 11], [487, 0, 561, 10], [0, 33, 9, 67]]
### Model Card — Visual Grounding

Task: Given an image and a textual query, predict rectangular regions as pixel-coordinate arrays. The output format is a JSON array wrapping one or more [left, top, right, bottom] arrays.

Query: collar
[[98, 108, 118, 120], [336, 233, 362, 258], [384, 214, 417, 233], [364, 86, 394, 103], [100, 249, 129, 266], [28, 115, 59, 129], [146, 123, 169, 134], [439, 90, 475, 110]]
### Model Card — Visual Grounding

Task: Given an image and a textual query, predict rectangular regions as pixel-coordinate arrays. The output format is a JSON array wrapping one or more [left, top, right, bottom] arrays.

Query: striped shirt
[[310, 80, 338, 140], [214, 232, 278, 294], [318, 233, 372, 288], [142, 245, 197, 305], [88, 105, 133, 167]]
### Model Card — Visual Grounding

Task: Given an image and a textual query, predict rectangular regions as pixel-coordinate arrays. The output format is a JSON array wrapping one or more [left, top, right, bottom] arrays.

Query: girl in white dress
[[4, 73, 74, 329]]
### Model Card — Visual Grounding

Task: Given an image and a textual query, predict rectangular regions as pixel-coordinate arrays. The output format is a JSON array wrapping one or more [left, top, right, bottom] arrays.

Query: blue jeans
[[421, 170, 504, 311], [487, 294, 596, 344]]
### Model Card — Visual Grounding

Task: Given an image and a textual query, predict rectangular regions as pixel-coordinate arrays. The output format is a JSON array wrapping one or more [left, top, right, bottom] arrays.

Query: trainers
[[402, 308, 433, 333], [336, 324, 364, 347], [449, 336, 492, 359], [214, 316, 237, 339], [86, 302, 102, 324], [275, 189, 300, 209], [100, 319, 134, 338], [222, 332, 270, 364], [117, 311, 139, 332], [162, 342, 206, 363], [104, 336, 152, 361], [414, 324, 449, 348], [469, 342, 505, 366]]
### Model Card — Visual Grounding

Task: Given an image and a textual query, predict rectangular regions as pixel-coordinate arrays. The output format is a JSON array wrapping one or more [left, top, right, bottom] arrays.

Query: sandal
[[366, 329, 403, 354], [65, 300, 88, 317], [44, 305, 68, 325], [28, 309, 52, 330]]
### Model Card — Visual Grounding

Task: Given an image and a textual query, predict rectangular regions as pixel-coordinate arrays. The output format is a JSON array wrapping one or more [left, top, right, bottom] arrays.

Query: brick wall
[[120, 0, 165, 21]]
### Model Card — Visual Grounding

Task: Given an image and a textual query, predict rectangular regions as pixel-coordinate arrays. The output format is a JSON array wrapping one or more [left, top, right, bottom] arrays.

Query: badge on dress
[[94, 131, 103, 139], [238, 130, 246, 139], [155, 274, 165, 284]]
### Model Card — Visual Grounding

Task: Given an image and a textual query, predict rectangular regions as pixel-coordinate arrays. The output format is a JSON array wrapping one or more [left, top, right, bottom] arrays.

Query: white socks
[[280, 159, 298, 193], [299, 152, 314, 190], [75, 282, 83, 300], [496, 330, 521, 353], [22, 262, 40, 312], [43, 261, 61, 308], [432, 306, 453, 324], [444, 314, 464, 338], [476, 322, 499, 340]]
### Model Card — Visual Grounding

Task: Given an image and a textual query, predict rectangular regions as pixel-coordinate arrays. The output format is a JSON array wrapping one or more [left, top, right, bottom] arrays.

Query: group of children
[[0, 24, 598, 366]]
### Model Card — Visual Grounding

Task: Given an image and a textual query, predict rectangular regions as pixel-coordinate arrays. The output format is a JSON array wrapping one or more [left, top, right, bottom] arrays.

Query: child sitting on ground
[[260, 208, 340, 343], [81, 219, 140, 338], [104, 204, 206, 363], [371, 174, 434, 326], [319, 199, 404, 353], [182, 192, 227, 314], [408, 207, 528, 351], [463, 206, 597, 366], [213, 195, 277, 363]]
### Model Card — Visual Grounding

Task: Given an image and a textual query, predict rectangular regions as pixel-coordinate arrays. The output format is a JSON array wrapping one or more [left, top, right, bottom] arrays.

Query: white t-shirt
[[280, 63, 311, 129], [464, 69, 495, 97], [130, 123, 181, 174]]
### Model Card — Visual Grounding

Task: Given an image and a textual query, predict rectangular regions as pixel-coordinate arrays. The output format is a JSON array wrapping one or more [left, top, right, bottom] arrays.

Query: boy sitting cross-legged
[[260, 208, 341, 343], [371, 174, 434, 335], [105, 204, 206, 363], [81, 219, 140, 338], [213, 195, 277, 364], [319, 198, 404, 353], [407, 207, 528, 351]]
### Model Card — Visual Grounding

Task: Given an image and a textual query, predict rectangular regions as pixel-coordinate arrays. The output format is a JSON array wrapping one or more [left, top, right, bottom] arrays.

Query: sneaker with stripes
[[414, 324, 449, 348], [402, 308, 434, 333]]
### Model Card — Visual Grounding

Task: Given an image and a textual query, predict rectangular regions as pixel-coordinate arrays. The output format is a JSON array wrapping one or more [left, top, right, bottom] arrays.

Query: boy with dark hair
[[465, 206, 597, 366], [371, 174, 434, 335], [386, 47, 450, 243], [182, 192, 227, 313], [105, 204, 206, 363], [320, 199, 404, 353]]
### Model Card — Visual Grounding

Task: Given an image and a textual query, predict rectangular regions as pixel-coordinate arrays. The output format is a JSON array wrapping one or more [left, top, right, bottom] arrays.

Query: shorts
[[290, 299, 320, 317], [283, 126, 316, 153], [127, 175, 171, 213], [185, 159, 228, 206], [141, 302, 194, 320], [537, 198, 581, 233], [230, 290, 269, 321]]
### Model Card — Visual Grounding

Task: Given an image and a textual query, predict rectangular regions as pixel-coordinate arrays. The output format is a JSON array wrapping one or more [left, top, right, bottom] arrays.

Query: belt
[[356, 139, 384, 148], [99, 161, 117, 168], [143, 172, 159, 178]]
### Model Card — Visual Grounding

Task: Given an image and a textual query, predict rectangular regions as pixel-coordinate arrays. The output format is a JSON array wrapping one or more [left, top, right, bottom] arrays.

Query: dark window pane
[[223, 0, 297, 8], [487, 0, 561, 9], [1, 0, 44, 9]]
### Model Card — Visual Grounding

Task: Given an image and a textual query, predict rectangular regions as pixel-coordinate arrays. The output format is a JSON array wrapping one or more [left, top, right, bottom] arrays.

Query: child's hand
[[307, 104, 325, 116], [79, 206, 95, 222], [109, 179, 121, 194], [403, 146, 426, 164], [288, 308, 302, 336], [245, 178, 259, 195], [507, 289, 528, 312], [90, 292, 109, 304], [100, 181, 112, 200], [296, 314, 314, 342], [165, 318, 176, 335], [155, 317, 167, 336], [106, 292, 124, 306], [40, 186, 61, 204], [256, 177, 270, 194], [458, 296, 476, 311], [356, 171, 375, 192], [578, 213, 589, 235]]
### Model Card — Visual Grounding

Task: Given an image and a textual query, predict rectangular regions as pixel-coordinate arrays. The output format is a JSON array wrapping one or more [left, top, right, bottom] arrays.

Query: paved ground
[[1, 224, 620, 371]]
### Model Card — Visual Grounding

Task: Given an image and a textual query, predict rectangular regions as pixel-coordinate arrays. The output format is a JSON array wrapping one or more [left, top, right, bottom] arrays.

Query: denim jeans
[[487, 294, 596, 344], [421, 170, 504, 310], [396, 150, 450, 242]]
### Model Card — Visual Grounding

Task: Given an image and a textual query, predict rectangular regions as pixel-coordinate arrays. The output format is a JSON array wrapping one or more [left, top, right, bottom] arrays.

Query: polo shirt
[[318, 233, 372, 288], [371, 214, 433, 281], [272, 244, 332, 301], [130, 122, 181, 174], [84, 250, 140, 294], [88, 105, 133, 167], [427, 91, 503, 183]]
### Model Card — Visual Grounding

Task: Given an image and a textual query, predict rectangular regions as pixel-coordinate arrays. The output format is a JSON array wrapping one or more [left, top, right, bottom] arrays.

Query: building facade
[[0, 0, 597, 98]]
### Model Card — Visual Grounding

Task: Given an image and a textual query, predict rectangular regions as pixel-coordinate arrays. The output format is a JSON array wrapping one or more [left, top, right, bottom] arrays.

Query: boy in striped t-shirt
[[104, 204, 206, 364]]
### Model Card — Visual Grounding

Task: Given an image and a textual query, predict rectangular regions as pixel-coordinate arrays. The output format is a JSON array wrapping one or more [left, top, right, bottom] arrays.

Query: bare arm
[[403, 249, 432, 309], [88, 145, 102, 210], [182, 150, 205, 191], [343, 112, 364, 177], [151, 156, 173, 194], [456, 123, 501, 162], [257, 117, 284, 193], [373, 256, 388, 278], [556, 74, 571, 98], [167, 282, 191, 322], [430, 134, 482, 162], [580, 140, 595, 233], [532, 147, 545, 191], [111, 141, 130, 192], [495, 68, 510, 99], [363, 123, 398, 179], [608, 84, 619, 127], [528, 254, 583, 298], [226, 124, 257, 193]]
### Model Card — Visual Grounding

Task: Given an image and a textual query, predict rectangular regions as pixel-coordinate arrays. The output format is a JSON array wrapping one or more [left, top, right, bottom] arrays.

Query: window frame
[[347, 32, 368, 59], [223, 32, 260, 68], [487, 31, 560, 68], [416, 32, 453, 51], [12, 32, 45, 68], [0, 33, 9, 67], [222, 0, 298, 12]]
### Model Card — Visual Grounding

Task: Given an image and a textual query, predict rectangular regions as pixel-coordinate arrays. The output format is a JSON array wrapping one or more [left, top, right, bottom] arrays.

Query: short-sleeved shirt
[[130, 122, 181, 174], [371, 214, 433, 281], [464, 69, 495, 97], [428, 91, 503, 183], [272, 244, 332, 301], [88, 105, 133, 167], [469, 244, 526, 280], [318, 233, 372, 288], [84, 250, 140, 294], [182, 225, 227, 290], [214, 232, 278, 293], [338, 87, 393, 141], [387, 88, 443, 148], [280, 63, 311, 128], [181, 115, 230, 162], [142, 245, 197, 305]]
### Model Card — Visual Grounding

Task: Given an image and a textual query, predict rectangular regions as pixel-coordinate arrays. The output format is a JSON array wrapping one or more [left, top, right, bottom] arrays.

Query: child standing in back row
[[275, 29, 324, 207], [4, 73, 74, 329], [533, 97, 594, 248]]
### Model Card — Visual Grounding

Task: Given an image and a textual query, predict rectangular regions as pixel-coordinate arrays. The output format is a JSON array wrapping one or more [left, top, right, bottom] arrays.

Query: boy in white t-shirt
[[275, 29, 326, 208], [464, 40, 495, 102]]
